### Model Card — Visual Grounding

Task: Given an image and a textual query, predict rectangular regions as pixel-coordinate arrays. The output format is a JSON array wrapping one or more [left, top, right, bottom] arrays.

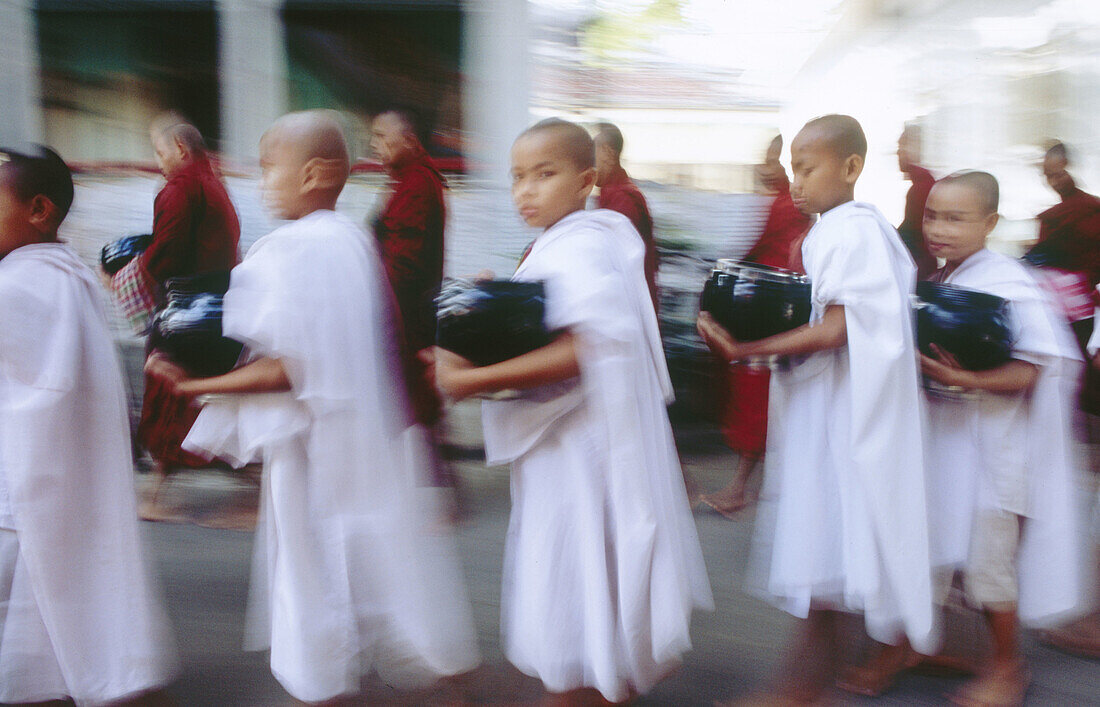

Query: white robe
[[481, 209, 713, 701], [749, 201, 937, 653], [925, 249, 1085, 626], [184, 210, 479, 702], [0, 243, 178, 705]]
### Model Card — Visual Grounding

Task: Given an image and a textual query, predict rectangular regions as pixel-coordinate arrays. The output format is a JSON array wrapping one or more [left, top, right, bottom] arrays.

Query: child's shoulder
[[809, 202, 891, 251], [541, 210, 636, 255]]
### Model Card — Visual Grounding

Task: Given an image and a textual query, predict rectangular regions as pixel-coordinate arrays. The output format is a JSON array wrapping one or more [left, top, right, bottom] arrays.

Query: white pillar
[[0, 0, 44, 147], [462, 0, 530, 185], [217, 0, 288, 163]]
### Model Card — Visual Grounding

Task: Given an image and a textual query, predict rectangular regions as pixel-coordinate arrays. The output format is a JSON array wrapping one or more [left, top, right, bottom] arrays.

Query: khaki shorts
[[964, 509, 1022, 611]]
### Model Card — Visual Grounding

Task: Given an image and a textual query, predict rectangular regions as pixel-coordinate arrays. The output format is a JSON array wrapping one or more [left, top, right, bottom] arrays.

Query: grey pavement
[[138, 402, 1100, 706]]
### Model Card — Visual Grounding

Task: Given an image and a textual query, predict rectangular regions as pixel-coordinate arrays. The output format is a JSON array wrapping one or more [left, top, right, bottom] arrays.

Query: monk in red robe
[[1034, 142, 1100, 288], [897, 124, 937, 279], [1036, 140, 1100, 662], [369, 109, 446, 424], [369, 108, 458, 497], [704, 135, 812, 517], [595, 122, 658, 311], [108, 116, 240, 514]]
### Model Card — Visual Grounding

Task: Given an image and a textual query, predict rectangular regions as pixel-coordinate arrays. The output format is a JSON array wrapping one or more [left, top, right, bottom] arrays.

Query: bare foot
[[701, 486, 755, 519], [948, 660, 1029, 707], [1039, 613, 1100, 659], [837, 642, 919, 697]]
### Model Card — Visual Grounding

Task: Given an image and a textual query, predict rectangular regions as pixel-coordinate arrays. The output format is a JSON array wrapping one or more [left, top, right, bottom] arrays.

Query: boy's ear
[[983, 211, 1000, 235], [301, 157, 348, 194], [842, 154, 864, 185], [580, 166, 597, 192], [27, 194, 59, 236]]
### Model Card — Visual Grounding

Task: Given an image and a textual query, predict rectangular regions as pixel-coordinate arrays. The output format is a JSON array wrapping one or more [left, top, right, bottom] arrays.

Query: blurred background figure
[[896, 123, 937, 279], [594, 121, 658, 311], [702, 135, 811, 518], [104, 114, 240, 519], [368, 107, 456, 494]]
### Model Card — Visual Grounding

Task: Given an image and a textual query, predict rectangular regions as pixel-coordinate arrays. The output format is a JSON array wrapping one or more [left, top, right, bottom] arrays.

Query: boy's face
[[510, 131, 596, 230], [258, 135, 303, 221], [789, 129, 859, 215], [923, 181, 997, 266]]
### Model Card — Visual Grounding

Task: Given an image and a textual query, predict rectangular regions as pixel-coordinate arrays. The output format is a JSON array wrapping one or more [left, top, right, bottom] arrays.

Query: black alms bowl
[[914, 281, 1012, 371], [700, 260, 812, 341], [100, 233, 153, 275], [436, 278, 556, 367], [150, 272, 244, 377]]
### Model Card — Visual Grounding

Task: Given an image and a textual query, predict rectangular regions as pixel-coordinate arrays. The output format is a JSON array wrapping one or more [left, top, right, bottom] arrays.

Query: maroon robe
[[598, 166, 658, 311], [1037, 187, 1100, 414], [137, 157, 240, 467], [722, 180, 811, 455], [898, 164, 937, 279], [372, 147, 446, 425], [1037, 187, 1100, 287]]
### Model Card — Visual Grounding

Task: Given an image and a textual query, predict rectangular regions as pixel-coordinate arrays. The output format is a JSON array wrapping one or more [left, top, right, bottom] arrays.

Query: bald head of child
[[511, 118, 596, 230], [0, 145, 73, 260], [924, 170, 1000, 269], [259, 111, 350, 221], [790, 114, 867, 215]]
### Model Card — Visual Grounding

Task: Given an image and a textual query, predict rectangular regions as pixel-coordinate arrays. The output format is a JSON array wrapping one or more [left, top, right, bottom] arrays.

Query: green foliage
[[580, 0, 686, 65]]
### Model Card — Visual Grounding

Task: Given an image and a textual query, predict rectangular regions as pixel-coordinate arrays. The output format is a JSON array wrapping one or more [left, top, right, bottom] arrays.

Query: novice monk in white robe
[[149, 111, 479, 703], [919, 172, 1083, 704], [699, 115, 936, 703], [0, 145, 177, 704], [431, 118, 713, 705]]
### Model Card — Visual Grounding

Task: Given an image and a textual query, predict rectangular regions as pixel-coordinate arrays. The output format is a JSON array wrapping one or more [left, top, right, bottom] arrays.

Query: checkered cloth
[[111, 257, 158, 335], [1032, 267, 1096, 323]]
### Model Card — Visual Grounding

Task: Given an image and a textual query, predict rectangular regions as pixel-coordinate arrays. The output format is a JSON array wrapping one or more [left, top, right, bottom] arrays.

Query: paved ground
[[135, 403, 1100, 706]]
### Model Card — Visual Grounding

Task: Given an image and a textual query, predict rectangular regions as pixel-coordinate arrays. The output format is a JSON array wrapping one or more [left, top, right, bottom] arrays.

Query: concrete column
[[462, 0, 530, 185], [0, 0, 44, 147], [217, 0, 288, 163]]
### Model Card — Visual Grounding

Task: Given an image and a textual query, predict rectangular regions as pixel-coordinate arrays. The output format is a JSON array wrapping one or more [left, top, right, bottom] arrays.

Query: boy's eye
[[539, 171, 554, 179]]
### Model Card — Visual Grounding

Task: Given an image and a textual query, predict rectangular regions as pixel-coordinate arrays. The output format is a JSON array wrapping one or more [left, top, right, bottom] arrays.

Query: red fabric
[[137, 157, 240, 468], [373, 148, 447, 425], [898, 164, 938, 279], [139, 157, 241, 300], [598, 167, 658, 311], [721, 183, 812, 454], [744, 183, 811, 270], [721, 365, 770, 454], [1037, 188, 1100, 288]]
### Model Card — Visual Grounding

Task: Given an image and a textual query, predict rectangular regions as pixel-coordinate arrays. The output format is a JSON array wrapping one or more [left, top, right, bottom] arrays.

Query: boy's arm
[[920, 346, 1039, 393], [146, 352, 291, 396], [697, 305, 847, 363], [428, 331, 581, 401]]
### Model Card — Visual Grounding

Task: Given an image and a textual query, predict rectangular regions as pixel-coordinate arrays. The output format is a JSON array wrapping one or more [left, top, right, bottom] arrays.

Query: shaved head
[[518, 118, 595, 170], [938, 170, 999, 214], [150, 113, 206, 156], [260, 111, 351, 219], [765, 134, 783, 162], [1045, 141, 1069, 164], [799, 114, 867, 160], [594, 122, 624, 157], [263, 110, 350, 171]]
